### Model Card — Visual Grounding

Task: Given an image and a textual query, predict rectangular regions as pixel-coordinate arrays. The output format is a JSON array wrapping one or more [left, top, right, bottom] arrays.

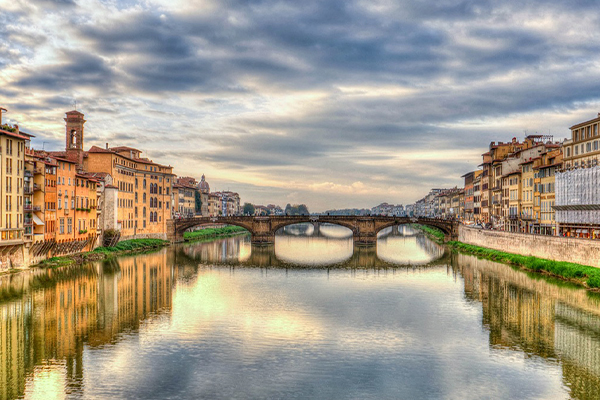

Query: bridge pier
[[353, 234, 378, 247], [251, 233, 275, 245]]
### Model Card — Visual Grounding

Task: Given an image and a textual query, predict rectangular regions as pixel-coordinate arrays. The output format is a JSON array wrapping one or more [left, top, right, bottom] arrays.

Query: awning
[[32, 214, 44, 226]]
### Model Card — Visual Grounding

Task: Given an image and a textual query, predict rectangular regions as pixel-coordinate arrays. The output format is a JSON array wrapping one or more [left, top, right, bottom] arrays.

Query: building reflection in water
[[0, 250, 175, 400], [454, 253, 600, 399], [2, 230, 600, 399]]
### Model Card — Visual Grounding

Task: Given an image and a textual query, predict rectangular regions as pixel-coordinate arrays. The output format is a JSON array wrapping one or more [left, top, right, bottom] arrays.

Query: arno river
[[2, 225, 600, 399]]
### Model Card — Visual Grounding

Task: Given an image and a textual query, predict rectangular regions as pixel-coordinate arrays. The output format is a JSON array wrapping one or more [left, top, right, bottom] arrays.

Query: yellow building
[[502, 171, 521, 232], [519, 158, 538, 233], [1, 112, 31, 268], [563, 113, 600, 169]]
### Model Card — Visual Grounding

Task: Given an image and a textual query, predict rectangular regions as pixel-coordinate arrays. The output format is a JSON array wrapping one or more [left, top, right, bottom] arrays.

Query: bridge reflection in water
[[178, 224, 446, 268]]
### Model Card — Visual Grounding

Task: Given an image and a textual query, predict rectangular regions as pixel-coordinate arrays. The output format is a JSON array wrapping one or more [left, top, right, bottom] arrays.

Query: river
[[1, 224, 600, 399]]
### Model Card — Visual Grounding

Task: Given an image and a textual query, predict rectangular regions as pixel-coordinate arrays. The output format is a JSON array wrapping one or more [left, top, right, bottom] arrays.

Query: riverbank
[[448, 241, 600, 290], [184, 225, 248, 242], [34, 238, 170, 269], [410, 224, 445, 244]]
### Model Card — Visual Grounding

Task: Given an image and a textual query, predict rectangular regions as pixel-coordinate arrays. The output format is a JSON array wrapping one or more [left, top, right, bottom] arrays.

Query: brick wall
[[459, 225, 600, 268]]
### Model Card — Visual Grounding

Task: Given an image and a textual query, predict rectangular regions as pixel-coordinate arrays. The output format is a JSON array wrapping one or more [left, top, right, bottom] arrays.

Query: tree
[[243, 202, 255, 216], [297, 204, 309, 215], [285, 203, 292, 215]]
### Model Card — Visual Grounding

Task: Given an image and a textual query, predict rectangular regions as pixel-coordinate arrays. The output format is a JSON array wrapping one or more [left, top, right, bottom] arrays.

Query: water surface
[[1, 224, 600, 399]]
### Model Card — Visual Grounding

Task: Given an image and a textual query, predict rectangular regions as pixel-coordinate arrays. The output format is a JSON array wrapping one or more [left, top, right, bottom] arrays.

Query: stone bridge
[[166, 215, 458, 246]]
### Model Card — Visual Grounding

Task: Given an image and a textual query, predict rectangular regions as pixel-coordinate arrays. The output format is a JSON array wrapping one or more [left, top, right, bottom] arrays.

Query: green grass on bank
[[448, 241, 600, 289], [36, 239, 169, 269], [184, 226, 248, 241], [411, 224, 445, 242], [93, 238, 169, 254]]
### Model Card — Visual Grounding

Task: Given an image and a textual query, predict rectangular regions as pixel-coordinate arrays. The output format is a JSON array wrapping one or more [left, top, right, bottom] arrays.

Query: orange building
[[84, 145, 174, 238], [54, 158, 98, 243]]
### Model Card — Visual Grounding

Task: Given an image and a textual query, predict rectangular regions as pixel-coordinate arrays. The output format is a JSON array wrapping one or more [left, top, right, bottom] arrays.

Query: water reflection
[[179, 224, 445, 268], [454, 253, 600, 399], [0, 251, 174, 400], [1, 233, 600, 398]]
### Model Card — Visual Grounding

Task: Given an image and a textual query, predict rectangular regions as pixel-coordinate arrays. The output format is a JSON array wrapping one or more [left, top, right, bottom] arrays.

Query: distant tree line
[[284, 204, 309, 215]]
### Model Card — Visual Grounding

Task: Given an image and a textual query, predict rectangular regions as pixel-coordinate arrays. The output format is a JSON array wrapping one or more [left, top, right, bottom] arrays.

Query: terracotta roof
[[46, 150, 67, 158], [538, 161, 563, 169], [110, 146, 141, 152], [87, 145, 113, 153], [0, 129, 31, 140], [50, 156, 76, 164]]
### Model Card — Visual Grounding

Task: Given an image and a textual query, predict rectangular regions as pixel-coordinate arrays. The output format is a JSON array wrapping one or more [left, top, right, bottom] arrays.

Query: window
[[595, 141, 599, 151], [67, 218, 72, 234], [60, 218, 65, 234], [143, 193, 146, 203]]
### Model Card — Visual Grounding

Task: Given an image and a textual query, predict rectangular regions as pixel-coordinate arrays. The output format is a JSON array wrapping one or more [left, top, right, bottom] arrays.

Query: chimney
[[0, 107, 6, 126], [597, 112, 600, 118], [106, 143, 109, 149]]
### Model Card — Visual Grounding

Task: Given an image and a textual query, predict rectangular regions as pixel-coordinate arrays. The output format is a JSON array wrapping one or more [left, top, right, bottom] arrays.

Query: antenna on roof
[[71, 100, 78, 111]]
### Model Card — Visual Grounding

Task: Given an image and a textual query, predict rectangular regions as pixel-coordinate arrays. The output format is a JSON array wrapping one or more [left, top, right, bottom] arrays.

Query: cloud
[[2, 0, 600, 210]]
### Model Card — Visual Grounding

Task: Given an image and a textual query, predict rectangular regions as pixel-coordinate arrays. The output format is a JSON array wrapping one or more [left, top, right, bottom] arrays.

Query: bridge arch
[[373, 220, 453, 237], [271, 219, 357, 236]]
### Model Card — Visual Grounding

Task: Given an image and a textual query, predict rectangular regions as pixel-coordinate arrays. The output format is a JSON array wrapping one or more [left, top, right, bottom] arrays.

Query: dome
[[198, 174, 210, 193]]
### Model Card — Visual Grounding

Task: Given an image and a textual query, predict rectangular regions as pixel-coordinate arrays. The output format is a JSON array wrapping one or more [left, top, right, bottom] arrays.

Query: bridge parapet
[[167, 215, 458, 246]]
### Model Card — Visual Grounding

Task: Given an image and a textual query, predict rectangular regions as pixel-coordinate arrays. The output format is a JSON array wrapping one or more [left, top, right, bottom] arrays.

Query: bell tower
[[65, 110, 85, 169]]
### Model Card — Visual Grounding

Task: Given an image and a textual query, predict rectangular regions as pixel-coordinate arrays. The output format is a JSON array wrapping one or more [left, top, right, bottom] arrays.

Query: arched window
[[154, 212, 157, 222], [150, 212, 154, 222], [143, 207, 146, 218], [143, 179, 146, 189], [143, 193, 146, 203]]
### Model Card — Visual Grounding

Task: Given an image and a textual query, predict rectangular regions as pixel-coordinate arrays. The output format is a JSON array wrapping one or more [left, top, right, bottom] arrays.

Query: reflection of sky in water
[[377, 226, 444, 265], [78, 267, 569, 400], [276, 224, 443, 266], [275, 227, 354, 266]]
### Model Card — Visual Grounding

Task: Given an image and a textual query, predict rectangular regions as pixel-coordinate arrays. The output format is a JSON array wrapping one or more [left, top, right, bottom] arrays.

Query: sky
[[1, 0, 600, 212]]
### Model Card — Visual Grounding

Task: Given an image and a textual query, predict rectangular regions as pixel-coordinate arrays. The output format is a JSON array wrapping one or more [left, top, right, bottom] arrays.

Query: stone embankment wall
[[458, 225, 600, 268]]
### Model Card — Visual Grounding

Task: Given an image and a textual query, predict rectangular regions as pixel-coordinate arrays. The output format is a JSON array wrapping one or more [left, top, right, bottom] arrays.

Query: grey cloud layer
[[2, 0, 600, 209]]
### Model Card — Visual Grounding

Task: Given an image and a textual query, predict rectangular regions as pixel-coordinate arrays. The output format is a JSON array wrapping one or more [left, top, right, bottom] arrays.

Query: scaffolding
[[555, 166, 600, 228]]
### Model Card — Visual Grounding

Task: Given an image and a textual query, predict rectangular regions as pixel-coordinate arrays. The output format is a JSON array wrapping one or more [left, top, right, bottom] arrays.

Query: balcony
[[24, 203, 33, 211], [32, 205, 42, 212], [509, 215, 519, 220], [64, 208, 70, 215], [33, 183, 42, 191], [24, 218, 33, 226], [24, 170, 33, 178], [34, 165, 44, 175], [23, 186, 33, 195]]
